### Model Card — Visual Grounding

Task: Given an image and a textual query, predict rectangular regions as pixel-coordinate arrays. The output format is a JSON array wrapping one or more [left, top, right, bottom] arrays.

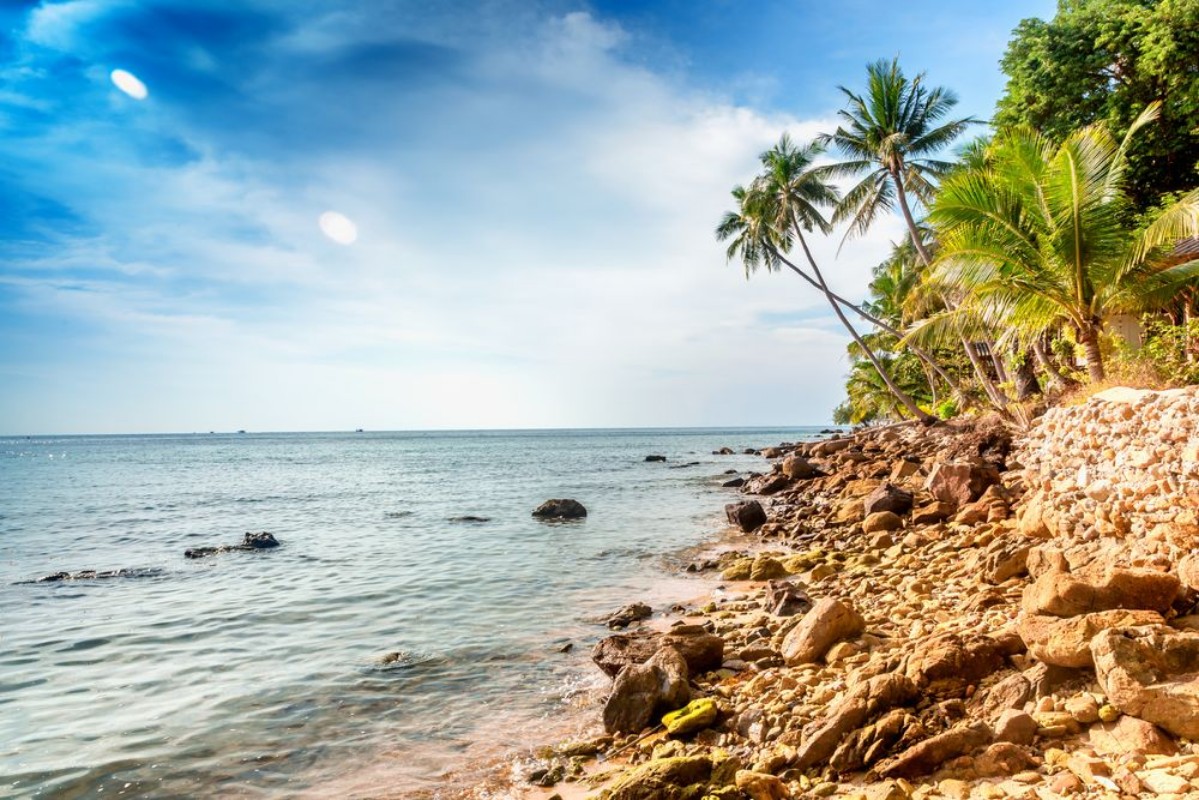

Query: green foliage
[[996, 0, 1199, 211], [1137, 317, 1199, 384]]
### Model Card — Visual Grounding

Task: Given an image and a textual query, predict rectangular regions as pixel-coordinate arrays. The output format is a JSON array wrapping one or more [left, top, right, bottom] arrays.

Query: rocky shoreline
[[504, 387, 1199, 800]]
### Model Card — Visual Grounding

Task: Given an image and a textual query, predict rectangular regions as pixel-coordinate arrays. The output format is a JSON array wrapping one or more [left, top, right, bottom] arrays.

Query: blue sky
[[0, 0, 1054, 434]]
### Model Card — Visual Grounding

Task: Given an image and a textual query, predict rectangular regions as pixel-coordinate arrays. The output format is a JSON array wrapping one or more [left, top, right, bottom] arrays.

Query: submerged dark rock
[[448, 515, 491, 523], [27, 567, 165, 584], [607, 602, 653, 629], [185, 531, 280, 559], [644, 455, 667, 462], [532, 499, 587, 520]]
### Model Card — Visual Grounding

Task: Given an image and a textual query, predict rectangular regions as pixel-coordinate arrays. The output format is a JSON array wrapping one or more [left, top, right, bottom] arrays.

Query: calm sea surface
[[0, 428, 825, 798]]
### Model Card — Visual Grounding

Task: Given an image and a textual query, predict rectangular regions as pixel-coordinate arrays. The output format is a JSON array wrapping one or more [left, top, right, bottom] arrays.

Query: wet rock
[[662, 697, 718, 736], [593, 628, 724, 678], [1018, 609, 1165, 668], [645, 455, 667, 462], [1091, 624, 1199, 738], [532, 499, 587, 519], [742, 473, 790, 495], [30, 567, 165, 583], [721, 477, 746, 488], [648, 646, 691, 711], [604, 755, 712, 800], [1021, 568, 1179, 617], [725, 500, 767, 533], [603, 662, 662, 734], [448, 515, 491, 523], [877, 720, 993, 779], [185, 531, 279, 559], [780, 597, 865, 666], [607, 602, 653, 629], [863, 483, 913, 516]]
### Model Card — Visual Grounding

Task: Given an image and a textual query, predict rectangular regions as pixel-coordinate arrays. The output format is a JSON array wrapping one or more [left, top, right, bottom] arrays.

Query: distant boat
[[237, 430, 246, 434]]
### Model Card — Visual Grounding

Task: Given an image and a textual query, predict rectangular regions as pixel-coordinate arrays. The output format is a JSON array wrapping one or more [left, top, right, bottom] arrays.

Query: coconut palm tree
[[820, 57, 975, 264], [930, 103, 1199, 382], [716, 140, 934, 423]]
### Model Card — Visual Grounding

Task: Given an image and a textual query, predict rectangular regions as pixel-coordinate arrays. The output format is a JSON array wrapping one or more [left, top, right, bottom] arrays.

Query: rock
[[185, 531, 280, 558], [780, 597, 866, 666], [974, 742, 1038, 777], [764, 580, 811, 617], [448, 515, 491, 523], [911, 500, 954, 525], [1140, 770, 1192, 794], [993, 709, 1037, 745], [662, 697, 718, 736], [593, 629, 724, 678], [1088, 715, 1176, 756], [603, 662, 661, 734], [890, 459, 921, 480], [605, 756, 712, 800], [829, 708, 922, 773], [1026, 546, 1069, 579], [734, 770, 790, 800], [877, 721, 993, 779], [904, 633, 1009, 699], [532, 499, 587, 519], [725, 500, 767, 533], [863, 511, 903, 534], [1018, 609, 1165, 668], [1022, 568, 1180, 618], [792, 673, 917, 769], [648, 647, 691, 711], [743, 474, 790, 495], [1063, 693, 1100, 724], [608, 602, 653, 629], [1023, 662, 1088, 698], [1091, 624, 1199, 739], [981, 542, 1030, 585], [722, 477, 746, 488], [781, 455, 818, 480], [924, 459, 999, 508], [749, 555, 788, 581], [981, 674, 1032, 719], [1178, 552, 1199, 591], [30, 567, 164, 583], [863, 483, 914, 516], [645, 455, 667, 462]]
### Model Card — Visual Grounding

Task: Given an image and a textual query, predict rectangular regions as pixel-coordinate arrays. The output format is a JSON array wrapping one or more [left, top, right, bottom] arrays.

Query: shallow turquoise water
[[0, 428, 823, 798]]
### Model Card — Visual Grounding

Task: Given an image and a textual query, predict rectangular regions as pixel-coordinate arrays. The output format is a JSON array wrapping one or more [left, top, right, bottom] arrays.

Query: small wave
[[383, 510, 414, 519]]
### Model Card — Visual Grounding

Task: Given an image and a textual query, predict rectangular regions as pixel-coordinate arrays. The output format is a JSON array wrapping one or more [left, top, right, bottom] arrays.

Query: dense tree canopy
[[995, 0, 1199, 211]]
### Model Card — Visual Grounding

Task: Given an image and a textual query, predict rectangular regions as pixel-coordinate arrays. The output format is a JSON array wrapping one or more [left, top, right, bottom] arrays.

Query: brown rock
[[749, 555, 788, 581], [981, 673, 1032, 719], [1178, 552, 1199, 591], [981, 542, 1030, 585], [974, 742, 1038, 777], [605, 756, 712, 800], [734, 770, 790, 800], [1091, 624, 1199, 739], [890, 459, 920, 481], [992, 709, 1037, 745], [829, 708, 922, 773], [1026, 545, 1069, 579], [647, 646, 691, 711], [602, 662, 660, 733], [863, 483, 913, 516], [877, 721, 993, 779], [780, 597, 866, 666], [1088, 715, 1176, 756], [863, 511, 903, 534], [1021, 568, 1180, 618], [792, 673, 917, 769], [904, 633, 1008, 699], [725, 500, 767, 533], [924, 459, 999, 508], [1018, 609, 1165, 668], [764, 580, 811, 617], [781, 455, 818, 480], [911, 500, 954, 525], [593, 629, 723, 678]]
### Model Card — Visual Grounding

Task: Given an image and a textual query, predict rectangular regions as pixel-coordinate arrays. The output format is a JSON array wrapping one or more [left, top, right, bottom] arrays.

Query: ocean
[[0, 427, 824, 798]]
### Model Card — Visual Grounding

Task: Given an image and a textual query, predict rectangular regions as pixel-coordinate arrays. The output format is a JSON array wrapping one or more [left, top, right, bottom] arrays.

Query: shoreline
[[479, 389, 1199, 800]]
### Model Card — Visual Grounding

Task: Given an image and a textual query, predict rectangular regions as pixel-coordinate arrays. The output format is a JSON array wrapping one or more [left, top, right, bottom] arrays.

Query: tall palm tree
[[931, 104, 1199, 382], [820, 57, 975, 264], [716, 138, 934, 423]]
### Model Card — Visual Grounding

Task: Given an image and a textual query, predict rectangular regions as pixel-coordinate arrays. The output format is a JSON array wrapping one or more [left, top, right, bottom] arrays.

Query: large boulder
[[1018, 609, 1165, 668], [725, 500, 767, 533], [601, 646, 692, 734], [532, 499, 587, 519], [1022, 568, 1179, 618], [903, 633, 1011, 699], [781, 455, 818, 480], [1088, 715, 1177, 756], [593, 627, 724, 678], [863, 483, 913, 516], [1091, 624, 1199, 739], [608, 602, 653, 629], [863, 511, 903, 534], [780, 597, 865, 666], [924, 459, 999, 508], [791, 673, 917, 769]]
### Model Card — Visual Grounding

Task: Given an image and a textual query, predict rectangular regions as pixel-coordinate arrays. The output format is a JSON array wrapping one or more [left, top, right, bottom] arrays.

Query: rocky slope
[[519, 386, 1199, 800]]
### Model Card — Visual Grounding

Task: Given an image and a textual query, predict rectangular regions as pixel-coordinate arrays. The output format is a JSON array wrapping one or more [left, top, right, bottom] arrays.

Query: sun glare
[[110, 69, 148, 100], [318, 211, 358, 245]]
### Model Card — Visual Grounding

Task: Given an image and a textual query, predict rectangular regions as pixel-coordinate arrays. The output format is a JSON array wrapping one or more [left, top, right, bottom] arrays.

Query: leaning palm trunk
[[1079, 322, 1106, 382], [1031, 338, 1074, 390]]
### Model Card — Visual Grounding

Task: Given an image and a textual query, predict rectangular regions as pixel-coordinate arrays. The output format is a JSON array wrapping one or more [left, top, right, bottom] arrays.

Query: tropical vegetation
[[716, 0, 1199, 425]]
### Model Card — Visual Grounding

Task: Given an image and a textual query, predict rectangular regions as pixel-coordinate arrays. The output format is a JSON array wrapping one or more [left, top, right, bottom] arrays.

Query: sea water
[[0, 428, 825, 798]]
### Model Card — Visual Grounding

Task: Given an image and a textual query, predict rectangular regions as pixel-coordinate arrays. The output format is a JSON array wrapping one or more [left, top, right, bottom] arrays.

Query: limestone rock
[[974, 741, 1038, 777], [1091, 624, 1199, 739], [911, 500, 954, 525], [647, 646, 691, 711], [981, 674, 1032, 719], [780, 597, 865, 666], [903, 633, 1009, 699]]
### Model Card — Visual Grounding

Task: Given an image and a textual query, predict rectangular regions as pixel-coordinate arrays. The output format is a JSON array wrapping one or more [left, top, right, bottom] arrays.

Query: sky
[[0, 0, 1056, 434]]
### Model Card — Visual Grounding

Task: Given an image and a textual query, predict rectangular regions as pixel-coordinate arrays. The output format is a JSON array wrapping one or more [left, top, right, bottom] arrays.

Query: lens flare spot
[[319, 211, 358, 245], [110, 69, 148, 100]]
